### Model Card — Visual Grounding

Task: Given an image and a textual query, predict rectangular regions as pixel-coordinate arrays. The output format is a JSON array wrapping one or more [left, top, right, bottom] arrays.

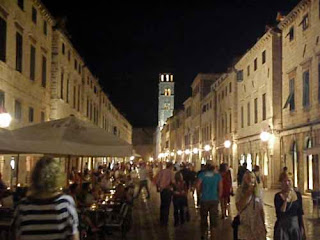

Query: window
[[303, 70, 310, 107], [66, 78, 69, 103], [74, 59, 77, 70], [0, 91, 4, 110], [68, 50, 71, 61], [73, 85, 76, 108], [41, 111, 45, 122], [262, 93, 266, 120], [60, 72, 64, 99], [289, 27, 294, 41], [284, 78, 295, 111], [262, 50, 266, 64], [77, 85, 80, 111], [241, 106, 244, 128], [29, 107, 34, 122], [247, 65, 250, 76], [30, 45, 36, 81], [41, 56, 47, 87], [318, 64, 320, 103], [254, 98, 258, 123], [86, 98, 89, 117], [229, 113, 232, 133], [78, 65, 81, 74], [62, 43, 65, 55], [229, 82, 232, 93], [0, 17, 7, 62], [32, 7, 37, 24], [15, 100, 22, 120], [43, 20, 47, 35], [17, 0, 24, 10], [254, 58, 258, 71], [225, 86, 228, 97], [301, 14, 309, 31], [16, 32, 23, 72], [247, 102, 250, 126], [237, 70, 243, 82]]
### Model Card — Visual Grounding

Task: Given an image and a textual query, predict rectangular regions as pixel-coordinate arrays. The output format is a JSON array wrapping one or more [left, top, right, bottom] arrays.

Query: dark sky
[[42, 0, 300, 127]]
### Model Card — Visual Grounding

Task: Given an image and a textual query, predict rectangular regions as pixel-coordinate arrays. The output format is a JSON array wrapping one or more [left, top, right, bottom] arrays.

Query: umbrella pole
[[80, 157, 83, 186], [66, 155, 71, 186], [16, 154, 20, 187]]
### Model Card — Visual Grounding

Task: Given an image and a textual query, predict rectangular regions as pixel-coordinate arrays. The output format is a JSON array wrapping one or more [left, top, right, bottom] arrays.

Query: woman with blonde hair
[[14, 156, 79, 240], [234, 170, 266, 240], [274, 172, 306, 240]]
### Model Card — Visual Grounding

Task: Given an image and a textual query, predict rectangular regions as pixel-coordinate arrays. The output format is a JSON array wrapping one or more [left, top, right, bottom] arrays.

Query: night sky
[[42, 0, 300, 127]]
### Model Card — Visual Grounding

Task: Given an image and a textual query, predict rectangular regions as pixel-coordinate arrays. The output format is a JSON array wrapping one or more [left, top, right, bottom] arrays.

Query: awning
[[304, 145, 320, 155]]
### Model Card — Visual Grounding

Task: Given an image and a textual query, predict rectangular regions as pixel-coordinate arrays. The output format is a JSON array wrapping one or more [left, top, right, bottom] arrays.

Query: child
[[173, 171, 188, 226]]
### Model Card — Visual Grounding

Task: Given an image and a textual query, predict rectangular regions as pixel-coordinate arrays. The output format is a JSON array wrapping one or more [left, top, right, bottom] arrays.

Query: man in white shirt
[[135, 162, 150, 199]]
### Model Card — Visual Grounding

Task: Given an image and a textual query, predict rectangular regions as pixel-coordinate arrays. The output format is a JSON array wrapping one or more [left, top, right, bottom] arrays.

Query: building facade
[[0, 0, 132, 187], [279, 0, 320, 192]]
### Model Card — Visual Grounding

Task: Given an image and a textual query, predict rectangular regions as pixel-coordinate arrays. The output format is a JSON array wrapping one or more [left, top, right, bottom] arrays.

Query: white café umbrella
[[0, 128, 24, 153], [2, 115, 132, 157]]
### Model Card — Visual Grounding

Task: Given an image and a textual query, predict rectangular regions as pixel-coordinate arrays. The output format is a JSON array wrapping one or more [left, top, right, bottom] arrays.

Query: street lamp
[[260, 131, 271, 142], [0, 107, 12, 128], [224, 140, 231, 148], [204, 145, 211, 151]]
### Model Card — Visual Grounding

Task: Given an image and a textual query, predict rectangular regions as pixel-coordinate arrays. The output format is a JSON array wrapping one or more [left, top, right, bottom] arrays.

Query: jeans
[[160, 188, 172, 225], [136, 180, 150, 198]]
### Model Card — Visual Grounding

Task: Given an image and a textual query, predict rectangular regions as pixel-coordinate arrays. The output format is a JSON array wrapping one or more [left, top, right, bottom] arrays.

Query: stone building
[[211, 69, 238, 169], [0, 0, 132, 187], [132, 127, 155, 162], [0, 0, 54, 186], [199, 90, 215, 163], [278, 0, 320, 192], [235, 28, 282, 188]]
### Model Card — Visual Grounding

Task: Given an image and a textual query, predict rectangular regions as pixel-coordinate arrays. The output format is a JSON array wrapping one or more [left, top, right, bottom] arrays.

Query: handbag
[[231, 196, 252, 240]]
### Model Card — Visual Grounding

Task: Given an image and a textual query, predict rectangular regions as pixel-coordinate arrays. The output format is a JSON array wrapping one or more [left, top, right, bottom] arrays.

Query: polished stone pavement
[[98, 184, 320, 240]]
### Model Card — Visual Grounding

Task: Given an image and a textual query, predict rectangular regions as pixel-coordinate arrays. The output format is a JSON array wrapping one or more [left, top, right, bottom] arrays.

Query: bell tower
[[158, 73, 174, 130], [155, 73, 174, 159]]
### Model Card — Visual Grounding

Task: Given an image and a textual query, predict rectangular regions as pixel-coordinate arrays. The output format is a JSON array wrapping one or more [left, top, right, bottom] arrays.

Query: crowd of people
[[0, 156, 307, 240]]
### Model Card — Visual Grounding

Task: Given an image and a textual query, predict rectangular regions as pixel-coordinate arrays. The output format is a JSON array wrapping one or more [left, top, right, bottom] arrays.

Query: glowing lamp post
[[204, 145, 211, 152], [0, 107, 12, 128], [224, 140, 231, 149], [260, 131, 271, 142]]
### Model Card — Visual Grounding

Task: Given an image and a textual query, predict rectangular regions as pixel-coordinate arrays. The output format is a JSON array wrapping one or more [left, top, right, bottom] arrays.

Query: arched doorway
[[293, 142, 298, 188], [306, 139, 313, 190]]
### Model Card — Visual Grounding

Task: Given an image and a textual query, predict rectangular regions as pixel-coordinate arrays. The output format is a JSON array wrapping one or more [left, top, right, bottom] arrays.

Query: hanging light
[[260, 131, 271, 142], [170, 152, 174, 157], [185, 149, 190, 155], [177, 150, 183, 155], [130, 156, 135, 161], [204, 145, 211, 151], [0, 106, 12, 128], [193, 148, 199, 154], [224, 140, 231, 148]]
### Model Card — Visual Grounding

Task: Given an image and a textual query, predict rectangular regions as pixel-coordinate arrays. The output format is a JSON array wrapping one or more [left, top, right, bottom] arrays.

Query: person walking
[[135, 162, 150, 199], [274, 172, 306, 240], [235, 171, 266, 240], [155, 162, 175, 226], [14, 156, 79, 240], [219, 163, 232, 218], [196, 160, 222, 240], [237, 162, 247, 186], [172, 171, 188, 226]]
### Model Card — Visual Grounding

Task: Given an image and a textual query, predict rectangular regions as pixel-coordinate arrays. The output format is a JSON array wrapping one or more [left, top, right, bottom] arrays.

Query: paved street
[[106, 184, 320, 240]]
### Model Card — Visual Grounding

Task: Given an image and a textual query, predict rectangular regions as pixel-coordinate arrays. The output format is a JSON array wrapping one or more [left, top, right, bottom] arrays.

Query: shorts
[[200, 200, 219, 228]]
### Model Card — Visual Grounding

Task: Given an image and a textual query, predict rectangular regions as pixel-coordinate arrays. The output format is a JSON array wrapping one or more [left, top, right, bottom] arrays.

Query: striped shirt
[[14, 194, 79, 240]]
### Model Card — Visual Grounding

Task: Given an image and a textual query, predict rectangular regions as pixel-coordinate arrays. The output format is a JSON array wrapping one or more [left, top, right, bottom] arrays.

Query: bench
[[104, 203, 131, 239]]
